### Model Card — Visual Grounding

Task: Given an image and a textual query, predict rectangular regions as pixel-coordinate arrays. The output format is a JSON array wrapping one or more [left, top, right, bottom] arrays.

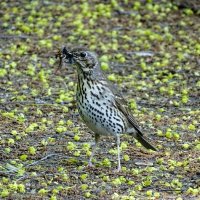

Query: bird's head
[[61, 47, 99, 76]]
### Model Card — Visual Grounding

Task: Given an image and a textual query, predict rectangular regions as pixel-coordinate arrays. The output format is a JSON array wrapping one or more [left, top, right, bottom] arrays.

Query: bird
[[59, 47, 157, 172]]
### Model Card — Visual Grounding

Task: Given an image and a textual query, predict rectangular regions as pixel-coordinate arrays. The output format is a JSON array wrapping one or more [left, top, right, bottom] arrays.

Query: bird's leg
[[88, 134, 100, 167], [116, 135, 121, 172]]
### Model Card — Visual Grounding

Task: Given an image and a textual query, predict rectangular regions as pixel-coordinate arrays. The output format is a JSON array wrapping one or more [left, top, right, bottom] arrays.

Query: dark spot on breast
[[96, 102, 101, 106], [90, 91, 100, 100], [113, 117, 120, 122]]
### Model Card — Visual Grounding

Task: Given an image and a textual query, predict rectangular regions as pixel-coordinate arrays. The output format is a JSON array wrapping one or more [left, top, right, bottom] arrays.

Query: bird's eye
[[80, 52, 87, 58]]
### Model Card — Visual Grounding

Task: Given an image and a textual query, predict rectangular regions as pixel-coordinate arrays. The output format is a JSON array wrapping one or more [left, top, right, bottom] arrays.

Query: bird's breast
[[76, 80, 126, 136]]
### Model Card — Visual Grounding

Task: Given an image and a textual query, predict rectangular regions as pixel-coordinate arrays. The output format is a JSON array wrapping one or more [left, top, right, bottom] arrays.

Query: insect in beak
[[62, 47, 73, 64], [55, 47, 74, 72], [55, 48, 63, 69]]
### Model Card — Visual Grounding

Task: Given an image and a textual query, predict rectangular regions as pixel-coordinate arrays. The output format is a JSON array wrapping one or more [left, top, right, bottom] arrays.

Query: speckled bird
[[61, 47, 157, 172]]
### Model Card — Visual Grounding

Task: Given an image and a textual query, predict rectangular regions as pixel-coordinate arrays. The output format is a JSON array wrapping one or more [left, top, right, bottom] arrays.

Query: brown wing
[[114, 94, 143, 136], [114, 93, 157, 151]]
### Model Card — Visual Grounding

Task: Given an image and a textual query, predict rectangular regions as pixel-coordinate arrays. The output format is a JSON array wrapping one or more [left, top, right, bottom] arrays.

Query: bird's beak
[[62, 47, 74, 64]]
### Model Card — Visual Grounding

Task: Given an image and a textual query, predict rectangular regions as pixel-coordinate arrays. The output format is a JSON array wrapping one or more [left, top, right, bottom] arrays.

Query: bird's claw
[[87, 162, 95, 168], [113, 167, 121, 173]]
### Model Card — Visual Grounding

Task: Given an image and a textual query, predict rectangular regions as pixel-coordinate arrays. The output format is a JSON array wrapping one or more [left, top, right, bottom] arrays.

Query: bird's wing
[[114, 93, 143, 136]]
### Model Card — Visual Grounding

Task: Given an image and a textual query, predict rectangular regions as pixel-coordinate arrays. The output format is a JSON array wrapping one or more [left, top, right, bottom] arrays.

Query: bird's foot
[[87, 161, 95, 168], [83, 163, 95, 171], [113, 166, 121, 173]]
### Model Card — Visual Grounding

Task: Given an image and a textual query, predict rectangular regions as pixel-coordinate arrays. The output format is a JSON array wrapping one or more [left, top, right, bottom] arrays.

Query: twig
[[157, 188, 182, 192], [0, 170, 15, 176], [25, 153, 60, 167], [0, 34, 32, 39]]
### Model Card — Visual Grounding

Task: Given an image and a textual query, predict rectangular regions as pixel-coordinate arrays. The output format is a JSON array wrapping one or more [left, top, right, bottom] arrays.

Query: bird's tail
[[136, 134, 157, 151]]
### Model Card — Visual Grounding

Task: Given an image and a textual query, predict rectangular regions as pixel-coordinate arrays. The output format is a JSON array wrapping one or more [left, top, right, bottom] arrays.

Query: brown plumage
[[60, 47, 157, 171]]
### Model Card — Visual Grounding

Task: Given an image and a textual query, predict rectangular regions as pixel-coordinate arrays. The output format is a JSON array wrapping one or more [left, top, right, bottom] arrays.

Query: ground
[[0, 0, 199, 199]]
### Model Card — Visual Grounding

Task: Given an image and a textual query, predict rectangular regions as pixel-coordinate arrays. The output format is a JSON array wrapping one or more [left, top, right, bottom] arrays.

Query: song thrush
[[60, 47, 157, 172]]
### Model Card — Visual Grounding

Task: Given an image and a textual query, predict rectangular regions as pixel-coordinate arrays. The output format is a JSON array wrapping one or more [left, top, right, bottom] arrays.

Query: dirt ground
[[0, 0, 199, 199]]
